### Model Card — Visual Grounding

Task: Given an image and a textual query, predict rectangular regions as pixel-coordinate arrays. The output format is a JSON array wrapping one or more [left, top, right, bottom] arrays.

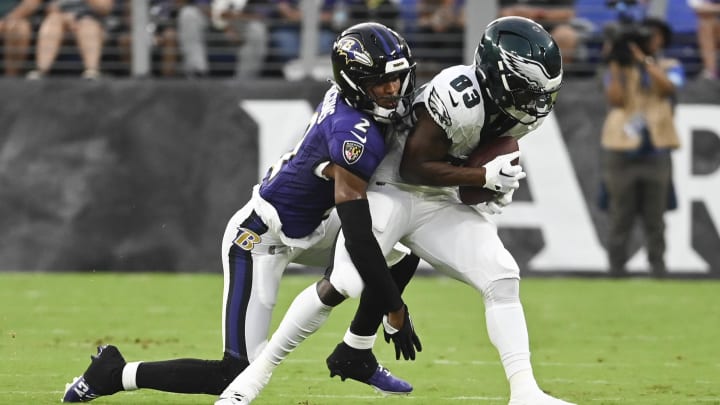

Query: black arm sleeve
[[336, 199, 404, 313]]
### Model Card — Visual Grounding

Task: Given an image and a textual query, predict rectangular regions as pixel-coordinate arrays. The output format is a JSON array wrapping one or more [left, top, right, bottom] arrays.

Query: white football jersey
[[372, 64, 542, 200]]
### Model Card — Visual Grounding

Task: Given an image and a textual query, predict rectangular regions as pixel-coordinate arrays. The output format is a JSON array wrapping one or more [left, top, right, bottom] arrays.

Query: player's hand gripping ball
[[459, 136, 521, 205]]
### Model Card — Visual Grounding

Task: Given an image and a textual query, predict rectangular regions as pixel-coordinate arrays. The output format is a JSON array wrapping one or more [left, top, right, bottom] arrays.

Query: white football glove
[[472, 189, 515, 216], [496, 188, 515, 207], [472, 200, 503, 215], [482, 151, 526, 194]]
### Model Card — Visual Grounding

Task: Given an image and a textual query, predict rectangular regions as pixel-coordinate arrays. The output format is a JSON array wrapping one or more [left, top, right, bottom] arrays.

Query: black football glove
[[382, 305, 422, 360]]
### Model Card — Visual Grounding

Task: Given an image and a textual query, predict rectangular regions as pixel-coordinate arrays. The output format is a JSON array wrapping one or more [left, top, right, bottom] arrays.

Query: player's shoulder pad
[[419, 65, 484, 133]]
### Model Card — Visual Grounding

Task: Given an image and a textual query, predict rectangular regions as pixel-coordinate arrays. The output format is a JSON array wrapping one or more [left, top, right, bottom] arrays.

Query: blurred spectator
[[274, 0, 399, 80], [396, 0, 419, 34], [687, 0, 720, 79], [120, 0, 271, 79], [413, 0, 464, 73], [270, 0, 335, 65], [148, 0, 180, 77], [211, 0, 269, 78], [0, 0, 41, 76], [599, 17, 683, 277], [324, 0, 399, 32], [27, 0, 114, 79], [125, 0, 216, 78], [358, 0, 399, 28], [499, 0, 593, 65], [177, 0, 211, 77], [115, 0, 179, 77]]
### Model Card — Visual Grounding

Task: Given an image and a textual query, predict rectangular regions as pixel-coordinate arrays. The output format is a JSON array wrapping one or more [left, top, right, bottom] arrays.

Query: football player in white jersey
[[217, 16, 575, 405]]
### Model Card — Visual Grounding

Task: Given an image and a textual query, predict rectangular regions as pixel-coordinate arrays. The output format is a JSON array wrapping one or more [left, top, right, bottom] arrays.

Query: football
[[458, 136, 520, 205]]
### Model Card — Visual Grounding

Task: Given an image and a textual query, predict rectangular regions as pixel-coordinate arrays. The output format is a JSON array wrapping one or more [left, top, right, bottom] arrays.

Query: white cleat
[[215, 392, 252, 405], [509, 391, 576, 405], [215, 366, 271, 405], [216, 356, 274, 405]]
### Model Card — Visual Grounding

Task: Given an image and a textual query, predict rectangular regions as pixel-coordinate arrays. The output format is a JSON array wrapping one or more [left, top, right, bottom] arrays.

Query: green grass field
[[1, 273, 719, 405]]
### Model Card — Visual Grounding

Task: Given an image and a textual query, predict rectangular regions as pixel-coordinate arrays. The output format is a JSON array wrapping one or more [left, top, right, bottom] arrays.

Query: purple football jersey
[[259, 87, 387, 238]]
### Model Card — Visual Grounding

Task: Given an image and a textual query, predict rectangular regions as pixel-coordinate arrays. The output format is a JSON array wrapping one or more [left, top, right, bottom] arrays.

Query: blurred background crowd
[[0, 0, 717, 81]]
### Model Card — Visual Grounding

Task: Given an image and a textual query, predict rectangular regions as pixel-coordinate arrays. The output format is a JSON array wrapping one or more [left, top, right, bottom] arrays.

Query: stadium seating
[[0, 0, 706, 79]]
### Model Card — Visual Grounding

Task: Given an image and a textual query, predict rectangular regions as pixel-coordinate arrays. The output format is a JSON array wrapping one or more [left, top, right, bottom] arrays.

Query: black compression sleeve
[[349, 253, 420, 336], [336, 199, 404, 313]]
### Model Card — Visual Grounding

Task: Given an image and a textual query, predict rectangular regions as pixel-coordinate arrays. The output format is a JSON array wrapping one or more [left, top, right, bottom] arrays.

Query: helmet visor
[[504, 87, 559, 124], [359, 71, 401, 88]]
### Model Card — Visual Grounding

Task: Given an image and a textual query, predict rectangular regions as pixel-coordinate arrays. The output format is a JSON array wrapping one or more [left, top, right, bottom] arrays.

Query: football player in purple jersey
[[218, 16, 575, 405], [61, 22, 419, 402]]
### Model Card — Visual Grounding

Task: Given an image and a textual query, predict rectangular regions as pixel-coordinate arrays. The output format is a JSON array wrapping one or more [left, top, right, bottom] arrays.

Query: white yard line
[[11, 390, 720, 403], [276, 393, 506, 401]]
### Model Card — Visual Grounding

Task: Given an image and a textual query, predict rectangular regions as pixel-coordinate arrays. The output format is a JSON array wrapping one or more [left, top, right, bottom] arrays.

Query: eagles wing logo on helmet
[[499, 48, 561, 92], [337, 37, 374, 67]]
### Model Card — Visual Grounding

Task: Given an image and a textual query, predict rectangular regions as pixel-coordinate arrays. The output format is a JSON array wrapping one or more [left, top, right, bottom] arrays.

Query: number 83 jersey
[[373, 64, 540, 194], [422, 64, 490, 159], [258, 86, 388, 239]]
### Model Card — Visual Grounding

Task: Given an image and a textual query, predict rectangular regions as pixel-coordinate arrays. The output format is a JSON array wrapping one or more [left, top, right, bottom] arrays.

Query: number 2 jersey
[[372, 64, 544, 199], [258, 86, 389, 239]]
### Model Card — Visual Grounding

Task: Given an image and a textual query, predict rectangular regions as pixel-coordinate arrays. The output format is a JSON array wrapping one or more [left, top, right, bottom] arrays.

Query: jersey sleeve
[[327, 114, 386, 182]]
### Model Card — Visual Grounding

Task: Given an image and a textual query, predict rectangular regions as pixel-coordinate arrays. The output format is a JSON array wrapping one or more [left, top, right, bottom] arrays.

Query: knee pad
[[483, 278, 521, 308], [327, 253, 365, 299], [316, 277, 346, 307]]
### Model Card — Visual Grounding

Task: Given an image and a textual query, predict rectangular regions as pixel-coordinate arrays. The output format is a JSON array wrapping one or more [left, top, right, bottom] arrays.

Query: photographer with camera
[[600, 15, 685, 277]]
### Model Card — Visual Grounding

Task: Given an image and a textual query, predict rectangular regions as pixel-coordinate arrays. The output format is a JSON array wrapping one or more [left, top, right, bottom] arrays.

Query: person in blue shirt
[[600, 17, 685, 277], [61, 22, 419, 402]]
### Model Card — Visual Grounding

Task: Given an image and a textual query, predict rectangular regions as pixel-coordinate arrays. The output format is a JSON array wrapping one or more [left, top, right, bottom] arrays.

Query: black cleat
[[62, 345, 126, 402], [326, 342, 412, 395]]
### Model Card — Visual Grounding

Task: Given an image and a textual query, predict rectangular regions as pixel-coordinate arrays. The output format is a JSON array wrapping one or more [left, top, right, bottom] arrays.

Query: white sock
[[508, 369, 541, 399], [121, 362, 141, 391], [343, 329, 377, 350], [265, 284, 332, 364], [485, 303, 540, 396], [223, 284, 332, 397]]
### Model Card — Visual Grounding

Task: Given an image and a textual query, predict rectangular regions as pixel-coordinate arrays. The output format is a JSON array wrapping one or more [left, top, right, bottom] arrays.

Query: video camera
[[603, 0, 652, 65]]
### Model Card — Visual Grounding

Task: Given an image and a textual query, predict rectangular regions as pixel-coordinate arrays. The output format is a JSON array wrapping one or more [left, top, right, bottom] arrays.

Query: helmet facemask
[[498, 63, 561, 124], [357, 67, 416, 124]]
